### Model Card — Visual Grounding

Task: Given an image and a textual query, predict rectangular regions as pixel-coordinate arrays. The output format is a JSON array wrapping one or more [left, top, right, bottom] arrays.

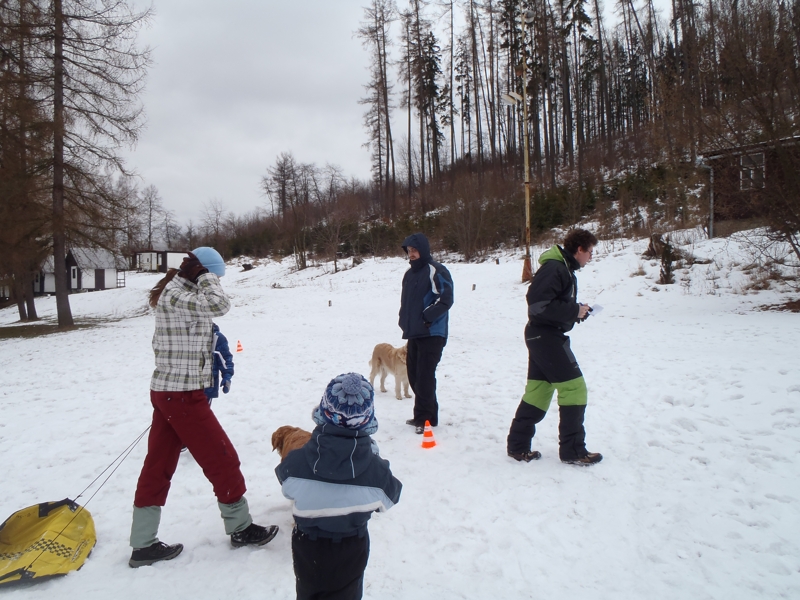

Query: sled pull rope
[[22, 426, 151, 575], [73, 425, 151, 502]]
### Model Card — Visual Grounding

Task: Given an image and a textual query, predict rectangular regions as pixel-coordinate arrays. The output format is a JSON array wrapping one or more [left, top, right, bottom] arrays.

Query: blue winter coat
[[204, 324, 234, 400], [398, 233, 454, 339], [275, 424, 402, 540]]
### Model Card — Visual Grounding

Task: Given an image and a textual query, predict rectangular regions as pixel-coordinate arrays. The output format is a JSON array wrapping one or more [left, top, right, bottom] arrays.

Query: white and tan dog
[[368, 343, 411, 400]]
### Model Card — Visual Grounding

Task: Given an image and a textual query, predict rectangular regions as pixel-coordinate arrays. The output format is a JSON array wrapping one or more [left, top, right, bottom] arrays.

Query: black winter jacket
[[526, 245, 581, 333], [398, 233, 454, 339]]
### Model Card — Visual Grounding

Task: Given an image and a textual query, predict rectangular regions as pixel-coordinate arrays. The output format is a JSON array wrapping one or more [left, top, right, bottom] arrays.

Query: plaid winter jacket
[[150, 273, 231, 391]]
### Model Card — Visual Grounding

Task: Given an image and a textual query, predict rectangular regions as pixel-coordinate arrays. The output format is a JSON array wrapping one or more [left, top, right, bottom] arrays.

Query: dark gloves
[[179, 252, 208, 283], [222, 378, 231, 394]]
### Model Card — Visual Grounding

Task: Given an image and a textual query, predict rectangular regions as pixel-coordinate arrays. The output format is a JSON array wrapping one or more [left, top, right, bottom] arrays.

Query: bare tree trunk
[[560, 0, 574, 170], [449, 0, 456, 167], [406, 18, 415, 200], [487, 0, 497, 164], [379, 15, 396, 214], [473, 31, 492, 170], [469, 0, 484, 170], [52, 0, 74, 328], [23, 271, 38, 320], [13, 278, 28, 322], [572, 12, 584, 208], [593, 0, 613, 165], [412, 1, 426, 204]]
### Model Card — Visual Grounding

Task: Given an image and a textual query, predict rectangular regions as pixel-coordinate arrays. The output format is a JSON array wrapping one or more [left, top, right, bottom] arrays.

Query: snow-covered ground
[[1, 230, 799, 599]]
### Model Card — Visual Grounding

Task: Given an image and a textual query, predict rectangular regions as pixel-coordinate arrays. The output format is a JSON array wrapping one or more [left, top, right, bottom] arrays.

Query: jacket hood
[[539, 245, 580, 271], [402, 233, 432, 263], [304, 424, 374, 481]]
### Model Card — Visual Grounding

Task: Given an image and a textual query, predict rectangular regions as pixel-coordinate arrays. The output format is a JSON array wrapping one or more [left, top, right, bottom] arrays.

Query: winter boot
[[507, 450, 542, 462], [128, 541, 183, 568], [406, 418, 426, 434], [230, 523, 279, 548], [562, 452, 603, 466]]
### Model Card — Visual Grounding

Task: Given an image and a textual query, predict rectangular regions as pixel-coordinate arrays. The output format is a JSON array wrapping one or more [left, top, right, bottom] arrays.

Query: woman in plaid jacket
[[128, 248, 278, 568]]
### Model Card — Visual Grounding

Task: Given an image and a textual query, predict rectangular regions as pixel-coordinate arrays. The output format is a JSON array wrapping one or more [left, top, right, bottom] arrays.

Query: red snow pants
[[134, 389, 246, 507]]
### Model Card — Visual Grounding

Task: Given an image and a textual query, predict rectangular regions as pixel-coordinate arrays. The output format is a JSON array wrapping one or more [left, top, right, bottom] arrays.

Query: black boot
[[129, 541, 183, 568], [562, 452, 603, 465], [508, 450, 542, 462], [230, 523, 279, 548], [507, 401, 546, 457]]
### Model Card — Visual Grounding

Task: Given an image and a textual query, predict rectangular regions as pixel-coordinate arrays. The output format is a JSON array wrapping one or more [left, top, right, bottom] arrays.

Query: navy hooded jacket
[[275, 424, 402, 540], [398, 233, 454, 339], [204, 324, 234, 399]]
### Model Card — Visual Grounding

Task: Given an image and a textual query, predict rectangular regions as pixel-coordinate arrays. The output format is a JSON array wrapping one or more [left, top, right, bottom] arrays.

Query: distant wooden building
[[35, 248, 125, 294], [704, 136, 800, 237], [0, 277, 11, 301], [66, 248, 125, 290], [34, 257, 56, 294], [135, 250, 188, 273]]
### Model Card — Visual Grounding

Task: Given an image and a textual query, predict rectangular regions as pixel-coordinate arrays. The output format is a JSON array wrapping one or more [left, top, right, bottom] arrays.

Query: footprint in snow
[[673, 418, 698, 432]]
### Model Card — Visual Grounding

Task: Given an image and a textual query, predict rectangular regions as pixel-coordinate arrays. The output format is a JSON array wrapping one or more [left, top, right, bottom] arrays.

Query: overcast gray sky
[[121, 0, 660, 226], [122, 0, 374, 223]]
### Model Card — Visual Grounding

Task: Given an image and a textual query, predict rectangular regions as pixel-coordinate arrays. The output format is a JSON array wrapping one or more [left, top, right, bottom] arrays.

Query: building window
[[740, 152, 765, 190]]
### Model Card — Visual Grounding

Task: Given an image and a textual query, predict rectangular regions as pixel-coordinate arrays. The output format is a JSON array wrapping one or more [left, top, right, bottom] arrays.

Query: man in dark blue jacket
[[398, 233, 454, 433]]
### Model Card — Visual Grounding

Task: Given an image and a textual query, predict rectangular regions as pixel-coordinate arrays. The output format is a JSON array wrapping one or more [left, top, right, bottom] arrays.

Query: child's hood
[[305, 424, 374, 481]]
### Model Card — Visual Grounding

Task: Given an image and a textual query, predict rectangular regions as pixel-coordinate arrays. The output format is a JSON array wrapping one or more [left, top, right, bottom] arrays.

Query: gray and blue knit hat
[[313, 373, 378, 435]]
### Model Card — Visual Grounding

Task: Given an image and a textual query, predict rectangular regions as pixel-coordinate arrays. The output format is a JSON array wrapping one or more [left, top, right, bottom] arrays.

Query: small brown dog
[[368, 343, 411, 400], [271, 425, 312, 460]]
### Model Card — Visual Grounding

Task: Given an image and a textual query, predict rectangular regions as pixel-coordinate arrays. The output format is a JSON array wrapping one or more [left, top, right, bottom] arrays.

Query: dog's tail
[[368, 356, 384, 385]]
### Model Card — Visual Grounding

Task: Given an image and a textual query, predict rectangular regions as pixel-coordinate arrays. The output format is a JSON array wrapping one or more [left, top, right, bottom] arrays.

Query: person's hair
[[148, 268, 180, 308], [563, 229, 598, 254]]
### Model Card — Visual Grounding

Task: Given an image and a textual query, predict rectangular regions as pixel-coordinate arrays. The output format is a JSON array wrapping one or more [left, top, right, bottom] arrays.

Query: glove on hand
[[179, 252, 208, 283], [222, 378, 232, 394]]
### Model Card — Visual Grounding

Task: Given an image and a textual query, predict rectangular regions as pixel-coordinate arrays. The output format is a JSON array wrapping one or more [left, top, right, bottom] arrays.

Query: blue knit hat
[[191, 247, 226, 277], [313, 373, 378, 435]]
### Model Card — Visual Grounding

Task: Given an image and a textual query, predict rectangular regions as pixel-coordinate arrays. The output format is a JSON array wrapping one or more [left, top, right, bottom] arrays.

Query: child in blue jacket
[[275, 373, 402, 600], [182, 323, 235, 454], [204, 323, 234, 404]]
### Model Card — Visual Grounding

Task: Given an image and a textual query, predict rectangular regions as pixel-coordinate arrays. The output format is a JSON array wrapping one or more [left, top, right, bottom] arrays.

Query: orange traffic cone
[[421, 420, 436, 449], [236, 340, 244, 353]]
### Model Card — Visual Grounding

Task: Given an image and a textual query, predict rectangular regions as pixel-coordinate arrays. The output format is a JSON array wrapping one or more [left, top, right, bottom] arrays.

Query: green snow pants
[[507, 324, 589, 461]]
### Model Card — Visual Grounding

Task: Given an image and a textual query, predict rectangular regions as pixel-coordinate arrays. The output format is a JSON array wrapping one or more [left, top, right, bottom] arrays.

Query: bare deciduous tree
[[201, 198, 228, 251], [40, 0, 152, 327]]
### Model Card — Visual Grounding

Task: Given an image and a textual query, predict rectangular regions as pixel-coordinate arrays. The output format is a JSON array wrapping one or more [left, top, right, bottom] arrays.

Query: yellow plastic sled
[[0, 499, 96, 585]]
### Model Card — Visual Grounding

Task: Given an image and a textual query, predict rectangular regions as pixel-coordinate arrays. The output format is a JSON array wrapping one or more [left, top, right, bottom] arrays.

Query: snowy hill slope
[[1, 230, 798, 599]]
